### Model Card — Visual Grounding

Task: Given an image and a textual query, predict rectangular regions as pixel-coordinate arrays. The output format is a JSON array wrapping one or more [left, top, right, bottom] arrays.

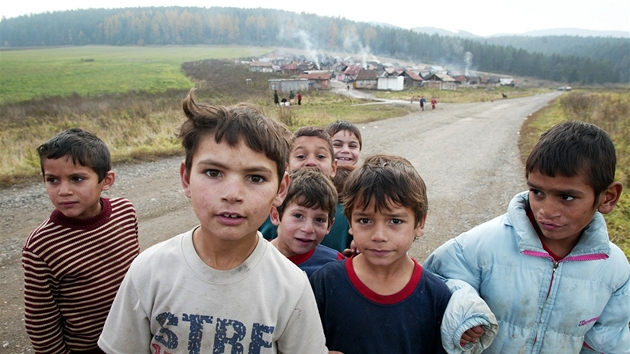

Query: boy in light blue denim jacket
[[425, 121, 629, 353]]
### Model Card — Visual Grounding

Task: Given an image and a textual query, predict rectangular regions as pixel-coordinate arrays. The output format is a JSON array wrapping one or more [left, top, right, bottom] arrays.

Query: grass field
[[0, 49, 409, 186], [0, 45, 274, 104]]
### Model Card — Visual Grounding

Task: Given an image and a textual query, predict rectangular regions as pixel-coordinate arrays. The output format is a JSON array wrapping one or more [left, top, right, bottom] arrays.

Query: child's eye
[[71, 176, 85, 182], [294, 154, 306, 160], [249, 175, 265, 183], [391, 219, 403, 225], [333, 142, 343, 147], [46, 177, 59, 183], [349, 143, 359, 149], [529, 188, 543, 197], [292, 213, 304, 219], [315, 217, 327, 224], [357, 218, 370, 224], [560, 195, 575, 201], [317, 154, 328, 160], [205, 170, 221, 178]]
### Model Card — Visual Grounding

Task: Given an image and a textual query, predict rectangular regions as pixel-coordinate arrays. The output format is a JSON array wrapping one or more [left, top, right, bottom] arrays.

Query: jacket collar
[[506, 191, 611, 258]]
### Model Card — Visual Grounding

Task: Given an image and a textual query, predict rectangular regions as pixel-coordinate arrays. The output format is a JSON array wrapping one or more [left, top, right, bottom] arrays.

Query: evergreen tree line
[[1, 7, 626, 83]]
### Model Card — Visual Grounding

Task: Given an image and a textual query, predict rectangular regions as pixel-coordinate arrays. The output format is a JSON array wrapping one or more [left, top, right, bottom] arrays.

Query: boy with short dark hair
[[22, 127, 140, 353], [425, 121, 630, 353], [270, 168, 344, 277], [310, 154, 452, 353], [325, 120, 362, 166], [261, 126, 350, 249], [98, 89, 329, 353]]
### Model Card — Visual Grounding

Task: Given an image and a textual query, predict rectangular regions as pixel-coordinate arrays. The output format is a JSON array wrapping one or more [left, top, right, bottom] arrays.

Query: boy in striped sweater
[[22, 128, 140, 354]]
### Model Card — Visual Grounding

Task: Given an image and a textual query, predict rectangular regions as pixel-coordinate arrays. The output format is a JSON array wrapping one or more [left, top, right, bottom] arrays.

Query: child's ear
[[270, 207, 281, 226], [180, 160, 192, 199], [330, 159, 338, 178], [326, 218, 335, 234], [100, 171, 116, 191], [414, 215, 427, 239], [273, 171, 290, 207], [597, 181, 623, 214]]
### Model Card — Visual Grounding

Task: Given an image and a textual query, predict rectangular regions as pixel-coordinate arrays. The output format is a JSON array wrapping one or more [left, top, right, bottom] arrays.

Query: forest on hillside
[[0, 7, 627, 84]]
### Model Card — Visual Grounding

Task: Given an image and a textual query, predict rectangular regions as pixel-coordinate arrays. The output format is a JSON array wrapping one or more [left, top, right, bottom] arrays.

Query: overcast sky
[[1, 0, 628, 36]]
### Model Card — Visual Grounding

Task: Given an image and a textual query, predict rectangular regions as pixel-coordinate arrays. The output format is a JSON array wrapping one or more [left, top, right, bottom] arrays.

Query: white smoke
[[464, 51, 473, 76], [295, 29, 321, 70]]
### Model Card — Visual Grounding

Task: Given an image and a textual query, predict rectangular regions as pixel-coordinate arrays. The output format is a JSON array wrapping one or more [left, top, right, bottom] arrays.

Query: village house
[[249, 61, 274, 73], [299, 71, 333, 90], [423, 73, 457, 90], [377, 75, 404, 91], [483, 76, 502, 86], [281, 63, 299, 75], [466, 75, 482, 85], [453, 75, 469, 86], [297, 61, 314, 72], [340, 65, 363, 83], [268, 79, 309, 94], [499, 77, 515, 87], [402, 70, 424, 87], [354, 69, 379, 89]]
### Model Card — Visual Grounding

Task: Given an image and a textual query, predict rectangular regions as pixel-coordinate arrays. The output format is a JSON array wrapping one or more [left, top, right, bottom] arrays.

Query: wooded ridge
[[1, 7, 626, 83]]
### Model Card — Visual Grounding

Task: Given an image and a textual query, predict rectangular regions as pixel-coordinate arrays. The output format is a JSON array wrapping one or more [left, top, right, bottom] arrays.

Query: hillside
[[0, 7, 627, 83]]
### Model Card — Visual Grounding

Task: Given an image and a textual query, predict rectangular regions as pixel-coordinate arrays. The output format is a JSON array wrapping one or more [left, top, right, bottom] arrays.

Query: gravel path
[[0, 90, 563, 353]]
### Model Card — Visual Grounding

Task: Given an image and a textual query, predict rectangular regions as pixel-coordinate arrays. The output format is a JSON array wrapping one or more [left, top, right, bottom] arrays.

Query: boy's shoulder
[[419, 264, 452, 296], [132, 230, 308, 286], [314, 244, 344, 259], [24, 197, 137, 249]]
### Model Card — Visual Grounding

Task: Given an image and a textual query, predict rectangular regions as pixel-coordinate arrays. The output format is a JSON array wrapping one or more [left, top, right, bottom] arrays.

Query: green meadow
[[0, 45, 273, 104]]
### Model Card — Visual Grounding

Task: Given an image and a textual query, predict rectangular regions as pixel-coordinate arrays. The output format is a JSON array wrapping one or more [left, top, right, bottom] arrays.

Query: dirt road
[[0, 90, 563, 353]]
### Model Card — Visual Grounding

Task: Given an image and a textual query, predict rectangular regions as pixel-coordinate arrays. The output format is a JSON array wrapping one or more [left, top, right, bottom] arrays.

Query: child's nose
[[539, 199, 560, 218], [221, 178, 244, 203], [370, 224, 388, 242], [305, 156, 318, 167], [58, 181, 72, 195], [301, 219, 315, 233]]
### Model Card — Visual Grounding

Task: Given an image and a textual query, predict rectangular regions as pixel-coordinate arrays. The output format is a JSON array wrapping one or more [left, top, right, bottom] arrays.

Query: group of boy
[[22, 87, 629, 354]]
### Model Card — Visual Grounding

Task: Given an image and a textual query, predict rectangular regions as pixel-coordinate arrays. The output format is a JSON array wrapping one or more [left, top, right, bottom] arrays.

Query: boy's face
[[527, 170, 603, 251], [349, 198, 425, 268], [181, 137, 288, 245], [271, 201, 333, 257], [331, 130, 360, 166], [42, 156, 114, 219], [289, 136, 337, 177]]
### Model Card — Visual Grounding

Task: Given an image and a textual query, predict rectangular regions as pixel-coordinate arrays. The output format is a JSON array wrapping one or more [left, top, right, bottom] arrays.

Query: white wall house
[[377, 76, 404, 91]]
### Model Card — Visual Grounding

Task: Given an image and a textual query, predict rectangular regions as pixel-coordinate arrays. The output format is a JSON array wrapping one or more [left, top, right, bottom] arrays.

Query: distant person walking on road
[[419, 96, 426, 111], [274, 90, 280, 106], [410, 95, 415, 103], [297, 91, 302, 105], [431, 98, 437, 110], [289, 91, 295, 105]]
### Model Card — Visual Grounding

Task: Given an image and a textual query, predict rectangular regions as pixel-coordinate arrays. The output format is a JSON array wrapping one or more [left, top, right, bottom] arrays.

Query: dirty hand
[[460, 325, 484, 347]]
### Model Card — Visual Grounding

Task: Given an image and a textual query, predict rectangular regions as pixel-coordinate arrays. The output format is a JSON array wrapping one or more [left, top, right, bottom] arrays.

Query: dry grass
[[0, 59, 408, 187]]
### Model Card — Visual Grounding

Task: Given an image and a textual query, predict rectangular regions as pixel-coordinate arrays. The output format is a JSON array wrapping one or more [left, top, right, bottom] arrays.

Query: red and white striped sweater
[[22, 197, 139, 354]]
